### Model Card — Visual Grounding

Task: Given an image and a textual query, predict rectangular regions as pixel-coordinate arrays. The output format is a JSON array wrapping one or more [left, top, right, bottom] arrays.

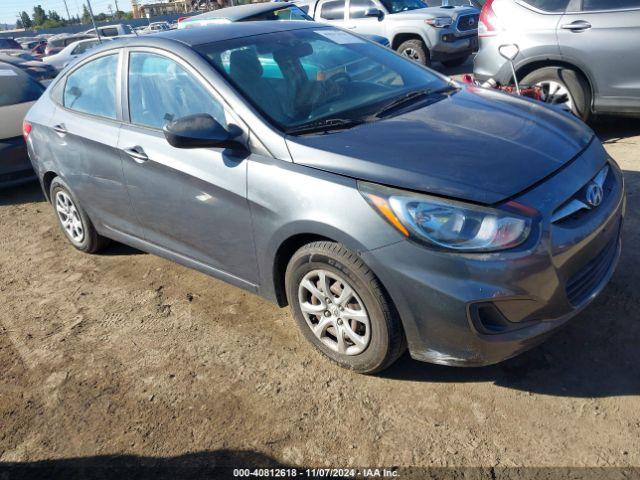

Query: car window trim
[[57, 48, 124, 124], [567, 0, 640, 13], [121, 46, 248, 136], [514, 0, 570, 14]]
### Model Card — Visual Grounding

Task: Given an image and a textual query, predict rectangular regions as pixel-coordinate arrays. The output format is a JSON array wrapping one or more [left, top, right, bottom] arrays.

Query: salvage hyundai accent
[[24, 22, 625, 373]]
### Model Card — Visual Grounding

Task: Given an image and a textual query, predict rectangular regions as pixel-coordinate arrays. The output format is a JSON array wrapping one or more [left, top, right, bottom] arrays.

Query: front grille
[[565, 234, 618, 307], [552, 164, 612, 224], [457, 14, 479, 32]]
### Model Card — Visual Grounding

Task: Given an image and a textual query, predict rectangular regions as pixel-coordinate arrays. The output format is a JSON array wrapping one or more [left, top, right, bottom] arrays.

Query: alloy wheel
[[55, 191, 84, 244], [535, 80, 574, 112], [297, 269, 371, 356], [401, 48, 421, 62]]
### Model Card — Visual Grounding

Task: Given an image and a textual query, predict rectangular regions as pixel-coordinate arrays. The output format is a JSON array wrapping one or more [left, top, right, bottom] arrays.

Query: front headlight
[[359, 181, 533, 252], [425, 16, 453, 28]]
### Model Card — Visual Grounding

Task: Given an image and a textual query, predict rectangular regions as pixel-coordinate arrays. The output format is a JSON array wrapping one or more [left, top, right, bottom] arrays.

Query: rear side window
[[582, 0, 640, 10], [127, 52, 226, 129], [521, 0, 569, 11], [63, 54, 118, 119], [0, 39, 22, 49], [100, 27, 119, 37], [71, 40, 99, 55], [320, 0, 346, 19], [350, 0, 377, 18], [0, 71, 44, 107]]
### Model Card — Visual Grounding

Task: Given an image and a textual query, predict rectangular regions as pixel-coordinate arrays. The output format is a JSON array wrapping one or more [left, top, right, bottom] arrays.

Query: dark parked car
[[0, 38, 22, 50], [0, 62, 44, 187], [0, 51, 58, 82], [25, 23, 625, 373]]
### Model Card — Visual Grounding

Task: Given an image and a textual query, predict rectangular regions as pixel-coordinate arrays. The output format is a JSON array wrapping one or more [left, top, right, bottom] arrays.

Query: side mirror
[[163, 113, 244, 150], [498, 44, 519, 61], [364, 7, 384, 19]]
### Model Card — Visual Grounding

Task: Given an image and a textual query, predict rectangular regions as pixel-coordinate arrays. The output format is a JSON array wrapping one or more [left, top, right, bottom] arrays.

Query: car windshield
[[196, 28, 449, 133], [380, 0, 428, 13]]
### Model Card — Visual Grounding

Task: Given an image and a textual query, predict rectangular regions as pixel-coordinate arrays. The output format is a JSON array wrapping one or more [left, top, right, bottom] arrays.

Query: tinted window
[[582, 0, 640, 10], [521, 0, 569, 11], [350, 0, 377, 18], [379, 0, 428, 12], [320, 0, 346, 19], [244, 6, 313, 20], [128, 52, 226, 129], [0, 70, 45, 107], [299, 4, 310, 12], [0, 39, 21, 49], [63, 54, 118, 119], [100, 27, 119, 37]]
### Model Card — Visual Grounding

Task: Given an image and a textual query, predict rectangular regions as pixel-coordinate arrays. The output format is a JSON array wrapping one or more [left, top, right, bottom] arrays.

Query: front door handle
[[123, 146, 149, 163], [561, 20, 591, 31], [53, 123, 67, 135]]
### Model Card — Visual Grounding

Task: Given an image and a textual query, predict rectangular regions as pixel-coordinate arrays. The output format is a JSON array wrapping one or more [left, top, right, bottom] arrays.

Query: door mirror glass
[[498, 44, 519, 61], [163, 113, 244, 149]]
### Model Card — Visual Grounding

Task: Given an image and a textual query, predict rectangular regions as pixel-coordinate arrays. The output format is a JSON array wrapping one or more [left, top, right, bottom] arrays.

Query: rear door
[[558, 0, 640, 113], [48, 50, 141, 236], [117, 48, 258, 285]]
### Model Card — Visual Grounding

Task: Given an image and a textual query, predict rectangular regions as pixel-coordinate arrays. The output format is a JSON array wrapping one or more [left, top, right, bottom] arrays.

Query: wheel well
[[516, 60, 593, 99], [42, 171, 58, 202], [272, 233, 333, 307], [391, 33, 424, 51]]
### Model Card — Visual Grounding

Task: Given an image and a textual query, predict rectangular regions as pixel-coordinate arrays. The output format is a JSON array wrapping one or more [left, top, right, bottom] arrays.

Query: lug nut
[[324, 310, 331, 317], [337, 318, 343, 325]]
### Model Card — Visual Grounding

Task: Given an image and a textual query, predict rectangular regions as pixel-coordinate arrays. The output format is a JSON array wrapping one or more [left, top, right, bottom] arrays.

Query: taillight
[[23, 120, 32, 140], [479, 0, 499, 37]]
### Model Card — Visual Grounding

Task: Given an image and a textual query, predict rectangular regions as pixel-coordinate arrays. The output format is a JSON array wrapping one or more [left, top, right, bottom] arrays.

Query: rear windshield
[[0, 69, 45, 107], [0, 38, 22, 49]]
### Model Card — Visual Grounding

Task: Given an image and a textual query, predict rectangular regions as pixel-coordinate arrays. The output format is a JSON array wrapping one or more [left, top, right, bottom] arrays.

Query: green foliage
[[20, 11, 33, 28]]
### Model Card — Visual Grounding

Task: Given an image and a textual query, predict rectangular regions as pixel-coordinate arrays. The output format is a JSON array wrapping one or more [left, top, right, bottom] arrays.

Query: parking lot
[[1, 58, 639, 476]]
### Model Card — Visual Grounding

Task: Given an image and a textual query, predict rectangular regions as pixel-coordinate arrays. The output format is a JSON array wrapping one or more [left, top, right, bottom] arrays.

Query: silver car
[[474, 0, 640, 120], [25, 22, 625, 373]]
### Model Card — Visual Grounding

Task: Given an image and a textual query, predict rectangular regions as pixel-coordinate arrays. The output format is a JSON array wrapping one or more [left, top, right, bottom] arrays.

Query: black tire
[[397, 39, 430, 67], [285, 241, 406, 374], [441, 55, 469, 68], [520, 66, 591, 121], [49, 177, 109, 253]]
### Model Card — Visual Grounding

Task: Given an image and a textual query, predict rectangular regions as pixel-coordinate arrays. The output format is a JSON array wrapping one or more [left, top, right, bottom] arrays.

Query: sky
[[0, 0, 125, 27]]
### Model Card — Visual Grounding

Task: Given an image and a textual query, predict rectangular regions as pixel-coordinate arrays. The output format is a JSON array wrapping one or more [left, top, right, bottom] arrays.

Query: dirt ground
[[1, 92, 639, 475]]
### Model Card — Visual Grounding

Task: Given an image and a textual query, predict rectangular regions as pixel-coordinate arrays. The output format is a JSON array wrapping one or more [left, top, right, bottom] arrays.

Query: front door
[[118, 49, 258, 285], [558, 0, 640, 113]]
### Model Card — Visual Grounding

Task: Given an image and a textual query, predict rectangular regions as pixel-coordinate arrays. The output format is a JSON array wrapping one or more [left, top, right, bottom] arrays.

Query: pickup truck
[[295, 0, 479, 67]]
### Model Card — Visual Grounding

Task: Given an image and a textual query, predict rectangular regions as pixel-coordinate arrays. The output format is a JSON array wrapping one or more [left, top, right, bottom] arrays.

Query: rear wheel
[[50, 177, 109, 253], [397, 39, 430, 67], [521, 66, 591, 121], [285, 241, 406, 374], [441, 55, 469, 68]]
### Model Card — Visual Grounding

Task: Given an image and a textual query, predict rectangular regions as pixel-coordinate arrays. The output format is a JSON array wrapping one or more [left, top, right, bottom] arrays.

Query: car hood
[[285, 87, 594, 204]]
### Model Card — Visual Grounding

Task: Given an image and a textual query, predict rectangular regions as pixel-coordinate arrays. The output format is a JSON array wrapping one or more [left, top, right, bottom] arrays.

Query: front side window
[[521, 0, 569, 11], [320, 0, 346, 19], [63, 54, 118, 119], [244, 6, 313, 21], [582, 0, 640, 10], [350, 0, 377, 18], [128, 52, 226, 129], [197, 28, 448, 133], [379, 0, 427, 13]]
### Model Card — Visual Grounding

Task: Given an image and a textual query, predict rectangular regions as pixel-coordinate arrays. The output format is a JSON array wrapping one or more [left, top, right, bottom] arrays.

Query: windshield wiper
[[373, 84, 459, 119], [286, 117, 366, 135]]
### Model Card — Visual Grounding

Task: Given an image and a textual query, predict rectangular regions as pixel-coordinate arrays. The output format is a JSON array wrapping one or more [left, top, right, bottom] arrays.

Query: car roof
[[148, 20, 321, 46], [184, 2, 295, 21]]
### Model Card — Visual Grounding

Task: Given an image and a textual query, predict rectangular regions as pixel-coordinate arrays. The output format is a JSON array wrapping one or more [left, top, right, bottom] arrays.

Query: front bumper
[[0, 135, 36, 188], [362, 142, 626, 366], [430, 32, 478, 61]]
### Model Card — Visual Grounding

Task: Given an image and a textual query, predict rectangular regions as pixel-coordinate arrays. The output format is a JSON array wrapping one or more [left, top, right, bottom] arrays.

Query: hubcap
[[535, 80, 574, 112], [298, 269, 371, 356], [402, 48, 420, 61], [55, 191, 84, 244]]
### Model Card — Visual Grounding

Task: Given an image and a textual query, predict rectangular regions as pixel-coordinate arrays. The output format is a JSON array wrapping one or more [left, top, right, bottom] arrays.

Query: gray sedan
[[25, 22, 625, 373]]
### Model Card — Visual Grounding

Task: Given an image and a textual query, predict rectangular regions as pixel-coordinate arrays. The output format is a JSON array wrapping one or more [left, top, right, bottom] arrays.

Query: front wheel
[[521, 66, 591, 121], [285, 241, 406, 374], [397, 39, 430, 67]]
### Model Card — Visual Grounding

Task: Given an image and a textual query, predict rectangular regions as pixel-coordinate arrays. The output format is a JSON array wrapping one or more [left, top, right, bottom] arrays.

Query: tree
[[81, 4, 92, 24], [20, 11, 32, 29], [32, 5, 47, 26], [16, 19, 23, 29]]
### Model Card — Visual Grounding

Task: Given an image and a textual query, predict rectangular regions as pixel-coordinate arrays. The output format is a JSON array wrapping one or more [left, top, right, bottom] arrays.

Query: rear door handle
[[53, 123, 67, 135], [561, 20, 591, 31], [123, 146, 149, 163]]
